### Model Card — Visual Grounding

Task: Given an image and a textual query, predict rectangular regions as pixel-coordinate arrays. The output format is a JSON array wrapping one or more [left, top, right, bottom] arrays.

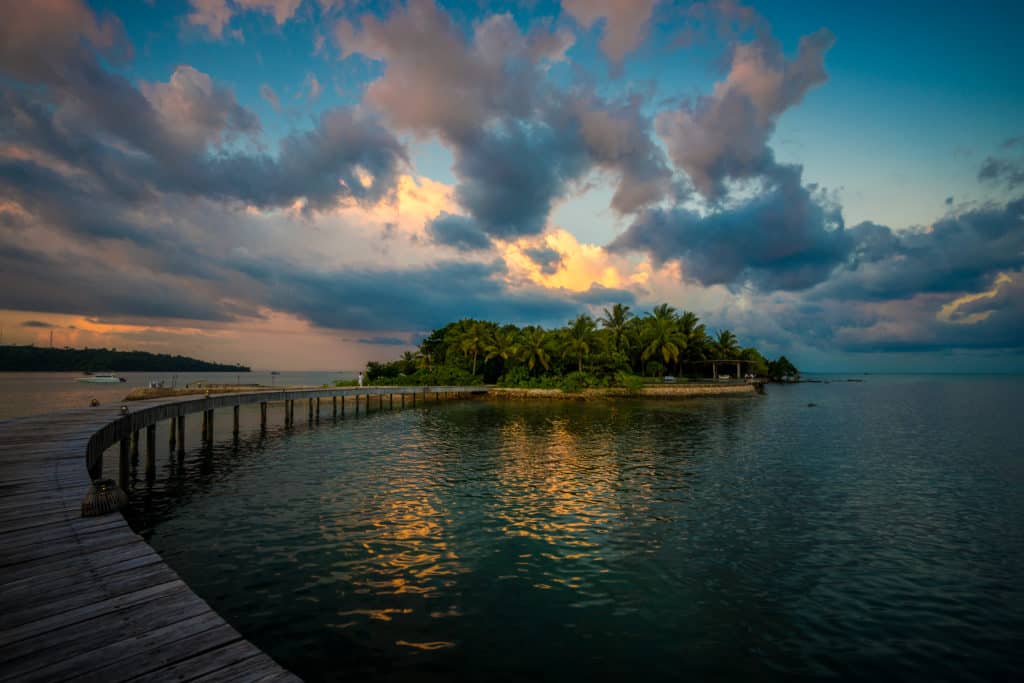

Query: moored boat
[[74, 373, 126, 383]]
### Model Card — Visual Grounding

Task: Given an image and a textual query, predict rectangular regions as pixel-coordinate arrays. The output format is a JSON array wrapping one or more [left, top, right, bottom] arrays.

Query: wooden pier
[[0, 385, 486, 682]]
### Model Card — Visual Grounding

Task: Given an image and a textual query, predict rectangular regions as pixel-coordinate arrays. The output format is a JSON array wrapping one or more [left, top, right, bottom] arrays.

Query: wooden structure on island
[[0, 385, 486, 682]]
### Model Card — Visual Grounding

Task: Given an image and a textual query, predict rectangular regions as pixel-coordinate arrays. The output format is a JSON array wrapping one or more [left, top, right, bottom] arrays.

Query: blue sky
[[1, 0, 1022, 371]]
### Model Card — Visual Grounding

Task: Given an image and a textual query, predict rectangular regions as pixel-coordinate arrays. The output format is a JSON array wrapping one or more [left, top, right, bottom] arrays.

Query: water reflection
[[130, 381, 1024, 683]]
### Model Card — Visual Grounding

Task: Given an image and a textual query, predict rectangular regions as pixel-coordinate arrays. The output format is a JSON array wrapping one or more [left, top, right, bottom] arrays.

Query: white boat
[[74, 373, 126, 384]]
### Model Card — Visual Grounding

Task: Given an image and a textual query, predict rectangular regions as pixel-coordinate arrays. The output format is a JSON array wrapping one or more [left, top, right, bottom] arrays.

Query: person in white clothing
[[358, 371, 363, 387]]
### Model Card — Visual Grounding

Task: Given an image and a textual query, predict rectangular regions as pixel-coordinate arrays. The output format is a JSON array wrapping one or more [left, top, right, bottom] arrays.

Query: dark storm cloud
[[425, 213, 492, 251], [978, 156, 1024, 190], [450, 117, 590, 239], [0, 241, 245, 322], [523, 246, 563, 275], [610, 165, 850, 291], [0, 2, 407, 214], [230, 255, 629, 331], [819, 196, 1024, 302]]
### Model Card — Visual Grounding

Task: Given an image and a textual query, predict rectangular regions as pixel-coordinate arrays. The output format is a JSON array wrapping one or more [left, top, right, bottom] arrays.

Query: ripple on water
[[128, 377, 1024, 682]]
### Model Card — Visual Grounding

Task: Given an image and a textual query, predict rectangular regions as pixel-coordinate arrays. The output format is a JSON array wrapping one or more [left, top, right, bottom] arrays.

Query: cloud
[[338, 0, 671, 242], [304, 73, 322, 101], [978, 156, 1024, 190], [425, 213, 492, 251], [355, 336, 411, 346], [259, 83, 281, 110], [231, 256, 628, 331], [656, 27, 834, 198], [523, 246, 563, 275], [187, 0, 303, 38], [0, 0, 132, 84], [140, 66, 261, 151], [187, 0, 236, 38], [21, 320, 56, 328], [817, 196, 1024, 302], [562, 0, 659, 68], [611, 164, 849, 291]]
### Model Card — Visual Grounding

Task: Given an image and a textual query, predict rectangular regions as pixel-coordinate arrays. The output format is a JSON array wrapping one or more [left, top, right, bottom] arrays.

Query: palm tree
[[562, 314, 597, 373], [458, 321, 487, 375], [651, 303, 677, 321], [598, 303, 632, 353], [519, 326, 551, 374], [485, 327, 518, 375], [641, 312, 686, 373], [711, 329, 740, 359]]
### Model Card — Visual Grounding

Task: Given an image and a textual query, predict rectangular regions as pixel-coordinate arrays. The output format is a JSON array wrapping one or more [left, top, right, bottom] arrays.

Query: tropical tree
[[562, 314, 597, 373], [711, 329, 741, 360], [641, 311, 687, 374], [484, 327, 518, 376], [457, 320, 487, 375], [519, 326, 551, 374], [598, 303, 633, 353]]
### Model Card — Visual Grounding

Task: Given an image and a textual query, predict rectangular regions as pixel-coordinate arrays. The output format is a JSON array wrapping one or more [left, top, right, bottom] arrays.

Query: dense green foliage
[[364, 304, 798, 390], [0, 345, 249, 372]]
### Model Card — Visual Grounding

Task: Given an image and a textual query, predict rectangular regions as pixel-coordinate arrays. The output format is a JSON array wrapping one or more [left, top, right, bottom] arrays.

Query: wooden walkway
[[0, 385, 487, 682]]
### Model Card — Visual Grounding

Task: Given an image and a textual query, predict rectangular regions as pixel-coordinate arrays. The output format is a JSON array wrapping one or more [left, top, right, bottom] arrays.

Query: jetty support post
[[233, 405, 240, 438], [400, 393, 405, 408], [169, 416, 176, 447], [412, 392, 416, 407], [308, 398, 314, 423], [259, 402, 267, 431], [205, 409, 214, 443], [332, 396, 337, 419], [145, 424, 156, 475], [131, 430, 140, 460], [176, 413, 185, 455], [389, 393, 393, 410], [380, 394, 384, 411], [355, 395, 360, 416], [341, 395, 346, 417], [119, 437, 130, 491], [316, 397, 321, 423], [201, 411, 208, 442]]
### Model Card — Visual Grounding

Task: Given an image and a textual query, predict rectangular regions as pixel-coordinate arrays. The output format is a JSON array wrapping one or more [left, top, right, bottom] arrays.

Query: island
[[358, 303, 799, 393]]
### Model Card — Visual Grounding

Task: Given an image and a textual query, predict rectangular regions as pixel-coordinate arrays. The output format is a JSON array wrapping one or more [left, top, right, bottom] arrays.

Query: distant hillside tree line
[[362, 304, 799, 390], [0, 346, 250, 372]]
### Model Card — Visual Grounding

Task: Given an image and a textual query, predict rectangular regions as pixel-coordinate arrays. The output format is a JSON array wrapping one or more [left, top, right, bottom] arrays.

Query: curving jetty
[[0, 385, 486, 682]]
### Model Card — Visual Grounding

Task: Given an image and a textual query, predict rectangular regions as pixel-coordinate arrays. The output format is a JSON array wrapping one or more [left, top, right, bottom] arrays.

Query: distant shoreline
[[0, 345, 249, 373]]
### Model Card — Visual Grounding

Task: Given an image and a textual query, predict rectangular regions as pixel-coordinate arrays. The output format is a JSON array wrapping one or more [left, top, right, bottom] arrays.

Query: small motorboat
[[74, 373, 126, 384]]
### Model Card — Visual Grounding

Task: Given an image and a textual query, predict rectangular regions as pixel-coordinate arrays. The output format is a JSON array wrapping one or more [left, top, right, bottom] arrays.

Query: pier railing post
[[119, 437, 130, 491], [146, 424, 156, 476], [177, 414, 185, 455]]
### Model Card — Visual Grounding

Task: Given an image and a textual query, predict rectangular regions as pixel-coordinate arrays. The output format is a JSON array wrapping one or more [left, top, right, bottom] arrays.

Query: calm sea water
[[0, 371, 351, 420], [14, 374, 1024, 681]]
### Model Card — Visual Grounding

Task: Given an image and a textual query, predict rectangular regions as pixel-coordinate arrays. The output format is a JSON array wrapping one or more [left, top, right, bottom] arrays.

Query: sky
[[1, 0, 1022, 372]]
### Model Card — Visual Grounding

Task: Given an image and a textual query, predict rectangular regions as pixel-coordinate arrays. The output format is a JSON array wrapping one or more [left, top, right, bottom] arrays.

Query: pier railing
[[85, 385, 488, 487]]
